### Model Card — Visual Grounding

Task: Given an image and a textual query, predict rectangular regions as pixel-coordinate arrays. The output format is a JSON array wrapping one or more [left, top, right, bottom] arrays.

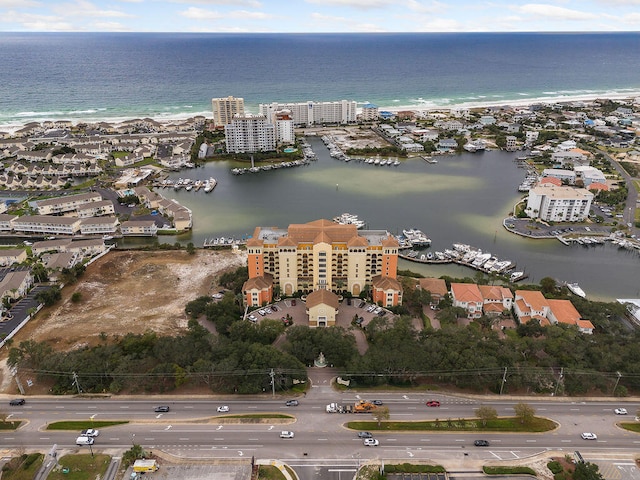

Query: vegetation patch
[[257, 465, 287, 480], [46, 420, 128, 430], [0, 420, 21, 430], [48, 454, 111, 480], [619, 422, 640, 433], [346, 416, 557, 433], [384, 464, 446, 474], [216, 414, 294, 423], [0, 453, 43, 480], [483, 466, 536, 475]]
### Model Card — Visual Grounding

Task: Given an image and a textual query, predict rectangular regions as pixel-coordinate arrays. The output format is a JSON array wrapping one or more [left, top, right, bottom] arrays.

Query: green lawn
[[0, 420, 21, 430], [220, 414, 294, 419], [0, 453, 43, 480], [48, 454, 110, 480], [347, 416, 557, 433], [620, 422, 640, 433], [257, 465, 287, 480], [46, 420, 128, 430]]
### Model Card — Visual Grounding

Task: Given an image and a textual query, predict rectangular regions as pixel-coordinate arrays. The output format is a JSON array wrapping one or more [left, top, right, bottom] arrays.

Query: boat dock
[[421, 156, 438, 164], [203, 237, 246, 248]]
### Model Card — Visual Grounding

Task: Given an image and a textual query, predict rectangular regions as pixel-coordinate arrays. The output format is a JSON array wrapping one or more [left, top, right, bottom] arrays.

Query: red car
[[426, 400, 440, 407]]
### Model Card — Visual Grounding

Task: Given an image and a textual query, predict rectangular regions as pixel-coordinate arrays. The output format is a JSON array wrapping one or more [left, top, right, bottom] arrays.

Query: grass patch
[[620, 422, 640, 433], [257, 465, 287, 480], [0, 421, 21, 430], [0, 453, 43, 480], [48, 454, 110, 480], [483, 466, 536, 475], [346, 416, 557, 433], [46, 420, 128, 430], [384, 464, 446, 474], [221, 414, 294, 419]]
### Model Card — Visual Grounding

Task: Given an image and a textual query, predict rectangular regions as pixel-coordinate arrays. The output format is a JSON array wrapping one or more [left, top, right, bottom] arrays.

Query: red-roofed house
[[547, 299, 581, 325], [540, 177, 562, 187], [478, 285, 513, 317], [451, 283, 484, 319], [587, 182, 609, 192], [576, 319, 595, 335], [514, 290, 550, 325]]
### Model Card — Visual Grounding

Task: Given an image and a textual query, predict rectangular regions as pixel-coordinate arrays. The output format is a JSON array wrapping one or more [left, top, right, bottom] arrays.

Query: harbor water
[[146, 136, 639, 302]]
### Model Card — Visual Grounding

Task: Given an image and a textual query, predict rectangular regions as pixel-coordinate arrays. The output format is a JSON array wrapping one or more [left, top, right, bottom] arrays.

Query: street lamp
[[131, 433, 135, 447]]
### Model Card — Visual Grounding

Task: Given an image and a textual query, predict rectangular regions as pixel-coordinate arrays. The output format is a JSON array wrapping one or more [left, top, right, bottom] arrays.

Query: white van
[[76, 436, 95, 446]]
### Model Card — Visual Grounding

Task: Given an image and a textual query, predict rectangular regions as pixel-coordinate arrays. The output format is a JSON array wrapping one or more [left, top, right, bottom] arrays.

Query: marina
[[333, 213, 366, 229]]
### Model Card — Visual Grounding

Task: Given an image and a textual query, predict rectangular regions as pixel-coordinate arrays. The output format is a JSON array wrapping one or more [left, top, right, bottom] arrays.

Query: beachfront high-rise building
[[259, 100, 357, 127], [360, 103, 379, 122], [224, 115, 276, 153], [211, 96, 245, 128], [242, 219, 403, 314], [273, 110, 295, 144]]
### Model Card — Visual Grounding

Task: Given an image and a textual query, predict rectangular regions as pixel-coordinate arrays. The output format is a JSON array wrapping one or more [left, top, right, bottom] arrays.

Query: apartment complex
[[211, 96, 245, 128], [525, 185, 594, 222], [242, 219, 402, 309], [224, 115, 276, 153], [259, 100, 357, 127]]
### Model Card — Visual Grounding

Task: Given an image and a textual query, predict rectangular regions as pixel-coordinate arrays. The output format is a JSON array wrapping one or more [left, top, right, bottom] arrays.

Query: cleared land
[[0, 249, 247, 392]]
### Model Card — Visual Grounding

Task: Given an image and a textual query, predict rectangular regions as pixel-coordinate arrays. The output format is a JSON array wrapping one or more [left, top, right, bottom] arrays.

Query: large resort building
[[242, 219, 403, 316], [211, 96, 245, 128], [259, 100, 357, 127]]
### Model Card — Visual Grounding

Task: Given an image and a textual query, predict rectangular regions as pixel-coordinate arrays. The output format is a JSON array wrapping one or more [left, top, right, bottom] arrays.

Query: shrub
[[547, 460, 563, 474]]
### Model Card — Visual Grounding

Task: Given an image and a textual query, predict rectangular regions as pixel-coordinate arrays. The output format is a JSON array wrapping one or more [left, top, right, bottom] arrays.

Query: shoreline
[[3, 92, 640, 135]]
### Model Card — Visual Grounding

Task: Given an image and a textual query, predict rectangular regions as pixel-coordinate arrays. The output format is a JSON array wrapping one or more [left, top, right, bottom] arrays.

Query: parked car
[[9, 399, 25, 406], [474, 439, 490, 446], [357, 431, 373, 438], [581, 432, 597, 440], [271, 305, 278, 312], [285, 400, 299, 406], [291, 299, 297, 306], [154, 405, 170, 412], [614, 408, 628, 415], [217, 405, 230, 413], [426, 400, 440, 407], [80, 429, 100, 437], [248, 314, 258, 322], [258, 309, 266, 316], [363, 438, 379, 446], [280, 431, 295, 438]]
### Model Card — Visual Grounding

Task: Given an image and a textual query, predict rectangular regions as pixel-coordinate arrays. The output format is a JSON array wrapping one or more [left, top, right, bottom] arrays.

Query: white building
[[273, 110, 295, 145], [224, 115, 276, 153], [360, 103, 379, 122], [525, 185, 593, 222], [575, 166, 607, 187], [259, 100, 357, 127], [211, 96, 245, 128]]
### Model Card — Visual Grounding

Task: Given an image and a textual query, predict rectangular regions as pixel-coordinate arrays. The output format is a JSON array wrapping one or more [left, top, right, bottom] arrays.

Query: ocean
[[1, 32, 640, 130]]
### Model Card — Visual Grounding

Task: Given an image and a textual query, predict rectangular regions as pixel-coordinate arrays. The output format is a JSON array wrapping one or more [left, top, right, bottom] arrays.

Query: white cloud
[[52, 0, 134, 18], [0, 0, 40, 6], [406, 0, 447, 14], [515, 3, 597, 21], [310, 12, 350, 23], [180, 7, 223, 20], [0, 10, 74, 31], [305, 0, 395, 9], [226, 10, 274, 20], [92, 21, 130, 31], [170, 0, 261, 7]]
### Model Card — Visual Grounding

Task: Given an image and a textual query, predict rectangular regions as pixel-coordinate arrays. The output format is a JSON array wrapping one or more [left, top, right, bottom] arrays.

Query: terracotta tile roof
[[483, 303, 504, 313], [288, 220, 358, 244], [372, 275, 402, 291], [381, 236, 400, 247], [547, 299, 581, 325], [417, 278, 447, 297], [347, 236, 369, 247], [478, 285, 502, 301], [306, 289, 340, 309], [588, 182, 609, 191], [277, 237, 296, 247], [577, 319, 594, 330], [242, 274, 273, 291], [451, 283, 483, 303], [515, 290, 548, 312], [540, 177, 562, 186]]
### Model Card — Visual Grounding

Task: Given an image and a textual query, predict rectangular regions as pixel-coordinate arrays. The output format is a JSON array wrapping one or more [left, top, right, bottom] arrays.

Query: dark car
[[285, 400, 299, 406], [9, 398, 25, 406], [291, 299, 296, 306], [372, 400, 384, 406], [426, 400, 440, 407], [271, 305, 278, 312], [474, 439, 490, 447], [357, 431, 373, 438], [154, 405, 170, 412]]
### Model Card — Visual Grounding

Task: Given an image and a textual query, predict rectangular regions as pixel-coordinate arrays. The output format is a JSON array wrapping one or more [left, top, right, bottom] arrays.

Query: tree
[[540, 277, 557, 295], [514, 402, 535, 425], [573, 461, 605, 480], [371, 405, 390, 426], [475, 405, 497, 426], [186, 242, 196, 255]]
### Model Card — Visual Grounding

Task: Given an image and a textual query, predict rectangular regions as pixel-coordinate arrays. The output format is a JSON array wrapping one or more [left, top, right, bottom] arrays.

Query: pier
[[203, 237, 246, 248]]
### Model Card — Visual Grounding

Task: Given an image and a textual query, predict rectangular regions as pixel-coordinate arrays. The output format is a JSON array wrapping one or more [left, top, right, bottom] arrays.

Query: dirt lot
[[0, 249, 247, 392]]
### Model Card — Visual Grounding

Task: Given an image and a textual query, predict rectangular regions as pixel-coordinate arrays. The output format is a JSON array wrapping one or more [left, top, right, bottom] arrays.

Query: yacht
[[567, 282, 587, 299], [204, 177, 217, 192]]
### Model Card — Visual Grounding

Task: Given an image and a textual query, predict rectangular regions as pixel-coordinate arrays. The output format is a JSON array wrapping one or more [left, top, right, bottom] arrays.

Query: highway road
[[3, 392, 639, 464]]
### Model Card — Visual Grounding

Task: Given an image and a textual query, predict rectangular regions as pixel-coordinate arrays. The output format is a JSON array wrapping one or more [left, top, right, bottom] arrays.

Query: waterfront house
[[12, 215, 82, 236], [450, 283, 483, 319], [437, 138, 458, 152], [514, 290, 550, 325], [416, 277, 448, 304], [120, 220, 158, 236], [478, 285, 513, 317], [79, 216, 119, 236], [0, 248, 27, 267]]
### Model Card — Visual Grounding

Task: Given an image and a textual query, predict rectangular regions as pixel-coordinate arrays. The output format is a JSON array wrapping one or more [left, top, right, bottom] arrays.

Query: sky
[[1, 0, 640, 33]]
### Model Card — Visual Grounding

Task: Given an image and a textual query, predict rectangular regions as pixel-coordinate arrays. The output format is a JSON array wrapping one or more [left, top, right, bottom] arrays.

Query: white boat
[[510, 271, 525, 282], [204, 177, 217, 192], [333, 213, 366, 229], [567, 282, 587, 299], [402, 228, 431, 247]]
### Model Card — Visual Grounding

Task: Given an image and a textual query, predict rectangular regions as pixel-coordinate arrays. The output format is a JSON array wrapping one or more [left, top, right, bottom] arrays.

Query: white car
[[581, 432, 597, 440], [80, 429, 99, 437], [217, 405, 230, 413], [363, 438, 379, 446], [280, 430, 294, 438], [248, 314, 258, 322], [614, 408, 628, 415]]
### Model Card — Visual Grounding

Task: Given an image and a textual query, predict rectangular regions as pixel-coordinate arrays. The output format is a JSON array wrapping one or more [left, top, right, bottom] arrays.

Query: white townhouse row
[[132, 186, 192, 231], [31, 238, 108, 257], [259, 100, 357, 127], [34, 192, 103, 215], [0, 270, 33, 303], [0, 174, 68, 190], [525, 184, 594, 222], [7, 162, 102, 178], [542, 166, 607, 187], [0, 248, 28, 267], [0, 214, 119, 236]]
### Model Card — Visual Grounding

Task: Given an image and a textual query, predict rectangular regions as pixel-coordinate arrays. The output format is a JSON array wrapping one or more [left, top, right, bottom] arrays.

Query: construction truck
[[354, 400, 376, 413], [133, 459, 159, 473], [326, 402, 339, 413]]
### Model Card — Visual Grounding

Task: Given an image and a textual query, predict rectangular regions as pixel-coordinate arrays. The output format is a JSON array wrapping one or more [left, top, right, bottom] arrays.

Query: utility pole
[[11, 367, 25, 395], [72, 372, 82, 395], [613, 371, 622, 395], [499, 367, 507, 395], [269, 368, 275, 398], [553, 367, 564, 396]]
